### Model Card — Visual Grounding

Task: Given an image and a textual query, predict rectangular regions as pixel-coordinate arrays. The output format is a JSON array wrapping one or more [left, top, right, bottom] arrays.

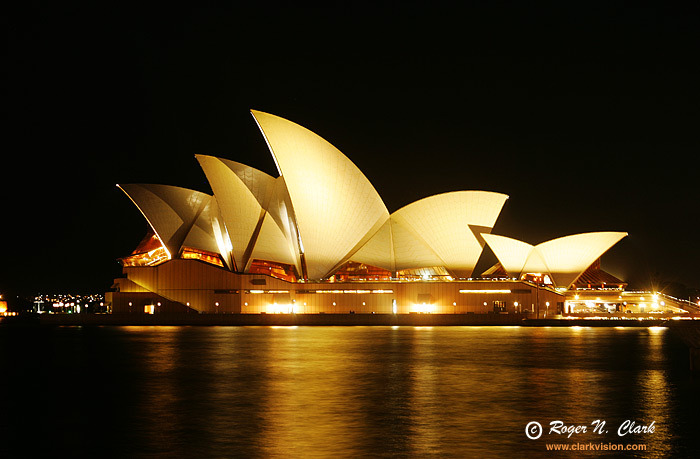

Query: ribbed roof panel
[[251, 110, 389, 279]]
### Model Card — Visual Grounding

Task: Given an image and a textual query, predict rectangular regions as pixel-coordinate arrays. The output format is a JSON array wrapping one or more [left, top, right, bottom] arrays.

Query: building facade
[[109, 259, 564, 316], [107, 110, 647, 316]]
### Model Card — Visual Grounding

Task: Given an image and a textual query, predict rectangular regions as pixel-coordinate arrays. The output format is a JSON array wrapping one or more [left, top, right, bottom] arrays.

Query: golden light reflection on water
[[408, 327, 441, 455], [114, 326, 696, 457], [636, 328, 672, 458], [259, 328, 368, 456]]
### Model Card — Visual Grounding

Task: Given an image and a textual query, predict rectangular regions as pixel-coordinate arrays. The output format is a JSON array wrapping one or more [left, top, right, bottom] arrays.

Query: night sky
[[5, 2, 699, 296]]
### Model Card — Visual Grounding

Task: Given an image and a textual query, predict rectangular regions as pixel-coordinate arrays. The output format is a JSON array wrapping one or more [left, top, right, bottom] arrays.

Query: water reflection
[[636, 328, 671, 458], [3, 326, 697, 457]]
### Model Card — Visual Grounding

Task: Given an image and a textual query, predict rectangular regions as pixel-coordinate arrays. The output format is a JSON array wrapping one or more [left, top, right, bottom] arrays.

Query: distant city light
[[31, 293, 106, 314]]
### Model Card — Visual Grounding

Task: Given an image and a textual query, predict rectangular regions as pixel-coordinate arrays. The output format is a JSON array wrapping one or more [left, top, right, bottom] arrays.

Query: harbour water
[[1, 326, 697, 457]]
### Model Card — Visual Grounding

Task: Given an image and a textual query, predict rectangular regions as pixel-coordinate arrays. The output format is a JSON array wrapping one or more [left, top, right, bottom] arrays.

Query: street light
[[534, 276, 540, 318]]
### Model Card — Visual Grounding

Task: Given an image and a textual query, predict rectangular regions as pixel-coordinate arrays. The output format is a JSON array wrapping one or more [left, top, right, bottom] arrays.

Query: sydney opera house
[[107, 110, 675, 317]]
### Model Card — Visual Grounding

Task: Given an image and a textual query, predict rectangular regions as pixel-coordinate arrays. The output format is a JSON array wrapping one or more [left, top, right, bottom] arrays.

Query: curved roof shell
[[349, 191, 508, 277], [391, 191, 508, 277], [117, 184, 221, 261], [196, 155, 298, 272], [482, 231, 628, 288], [195, 155, 269, 271], [479, 233, 533, 275], [119, 111, 627, 285], [251, 110, 390, 279]]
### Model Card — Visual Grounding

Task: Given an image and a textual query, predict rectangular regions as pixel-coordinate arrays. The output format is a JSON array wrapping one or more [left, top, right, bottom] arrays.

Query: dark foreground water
[[1, 325, 698, 457]]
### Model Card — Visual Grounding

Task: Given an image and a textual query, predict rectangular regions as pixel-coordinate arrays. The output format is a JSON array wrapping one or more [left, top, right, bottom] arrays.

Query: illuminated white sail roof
[[266, 176, 304, 272], [118, 184, 216, 260], [251, 110, 390, 279], [246, 212, 298, 271], [479, 234, 533, 275], [391, 191, 508, 277], [181, 197, 228, 259], [350, 191, 508, 276], [389, 217, 446, 271], [349, 219, 395, 272], [483, 232, 628, 287], [119, 111, 627, 286], [535, 232, 628, 287], [196, 155, 299, 273]]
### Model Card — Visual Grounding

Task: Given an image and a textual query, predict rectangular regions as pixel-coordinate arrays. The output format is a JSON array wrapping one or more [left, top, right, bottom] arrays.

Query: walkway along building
[[107, 110, 668, 317]]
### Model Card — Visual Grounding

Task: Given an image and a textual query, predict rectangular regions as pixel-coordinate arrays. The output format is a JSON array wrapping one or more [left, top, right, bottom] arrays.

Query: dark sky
[[5, 2, 699, 295]]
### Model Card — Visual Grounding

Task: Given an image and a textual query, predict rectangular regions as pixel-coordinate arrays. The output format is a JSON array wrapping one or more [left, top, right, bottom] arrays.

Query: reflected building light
[[410, 302, 435, 314]]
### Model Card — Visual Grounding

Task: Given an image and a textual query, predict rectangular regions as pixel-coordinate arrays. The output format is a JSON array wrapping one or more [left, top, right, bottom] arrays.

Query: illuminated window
[[120, 231, 169, 267], [248, 259, 298, 282], [493, 301, 506, 313], [311, 289, 394, 294], [332, 261, 392, 281], [181, 247, 224, 267], [397, 266, 451, 280]]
